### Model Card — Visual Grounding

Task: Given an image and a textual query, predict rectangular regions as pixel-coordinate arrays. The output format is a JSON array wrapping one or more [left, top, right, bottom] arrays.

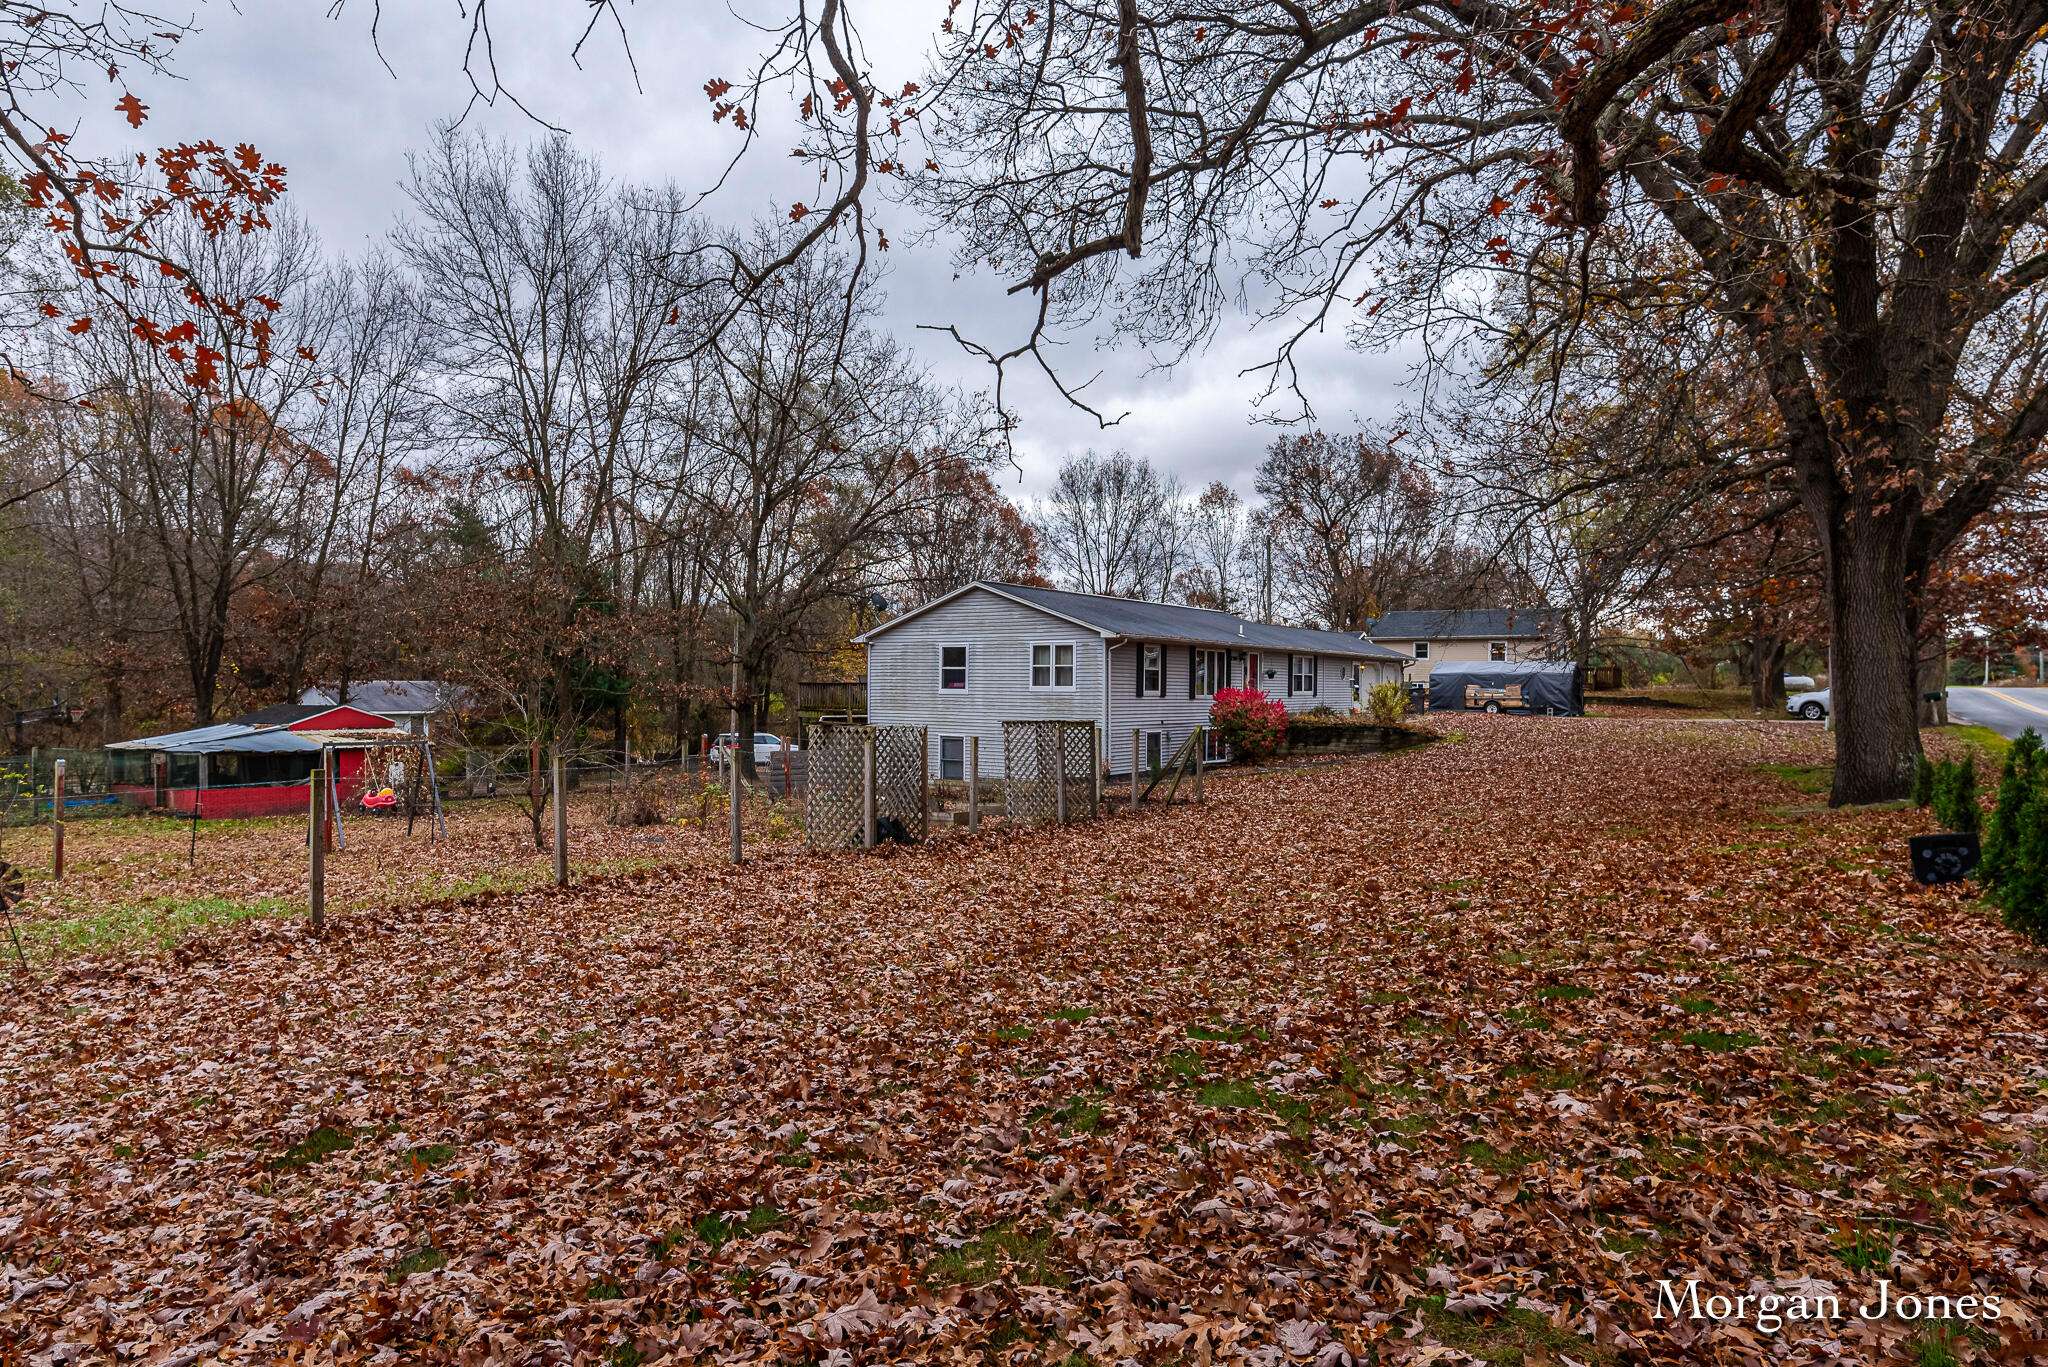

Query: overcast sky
[[56, 1, 1414, 497]]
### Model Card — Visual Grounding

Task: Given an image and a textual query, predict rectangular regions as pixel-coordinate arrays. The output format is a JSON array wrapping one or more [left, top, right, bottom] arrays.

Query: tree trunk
[[1747, 631, 1786, 710], [1824, 518, 1923, 805]]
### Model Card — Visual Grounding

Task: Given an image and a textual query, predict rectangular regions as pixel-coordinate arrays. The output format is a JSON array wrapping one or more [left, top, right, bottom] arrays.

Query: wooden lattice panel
[[804, 724, 928, 848], [1002, 721, 1097, 826]]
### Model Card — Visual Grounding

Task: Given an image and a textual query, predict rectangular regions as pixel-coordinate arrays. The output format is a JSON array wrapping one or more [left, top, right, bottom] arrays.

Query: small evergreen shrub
[[1209, 687, 1288, 762], [1931, 753, 1980, 835], [1367, 681, 1408, 726], [1983, 729, 2043, 888], [1912, 753, 1936, 807], [1985, 730, 2048, 943]]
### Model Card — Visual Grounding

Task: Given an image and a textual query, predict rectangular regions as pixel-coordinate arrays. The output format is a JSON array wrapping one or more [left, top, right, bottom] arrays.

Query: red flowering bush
[[1209, 687, 1288, 763]]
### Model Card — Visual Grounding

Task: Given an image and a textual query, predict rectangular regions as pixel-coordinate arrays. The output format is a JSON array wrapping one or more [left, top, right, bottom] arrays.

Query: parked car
[[1786, 688, 1829, 721], [1783, 674, 1818, 692], [714, 732, 797, 765]]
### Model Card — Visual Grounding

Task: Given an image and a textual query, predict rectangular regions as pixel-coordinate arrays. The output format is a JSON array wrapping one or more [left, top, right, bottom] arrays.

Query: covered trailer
[[1427, 661, 1584, 716]]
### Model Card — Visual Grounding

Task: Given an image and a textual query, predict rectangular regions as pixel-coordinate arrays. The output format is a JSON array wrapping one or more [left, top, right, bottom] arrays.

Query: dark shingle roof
[[299, 680, 459, 715], [1363, 608, 1557, 642], [865, 581, 1408, 661]]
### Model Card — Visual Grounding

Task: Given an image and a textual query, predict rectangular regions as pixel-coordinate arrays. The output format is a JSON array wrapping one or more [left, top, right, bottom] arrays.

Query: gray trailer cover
[[1428, 661, 1584, 715]]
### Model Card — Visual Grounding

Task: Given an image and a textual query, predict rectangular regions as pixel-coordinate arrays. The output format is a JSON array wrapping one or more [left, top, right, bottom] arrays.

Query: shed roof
[[298, 680, 460, 715], [1363, 608, 1558, 641], [858, 581, 1408, 662], [107, 721, 323, 755]]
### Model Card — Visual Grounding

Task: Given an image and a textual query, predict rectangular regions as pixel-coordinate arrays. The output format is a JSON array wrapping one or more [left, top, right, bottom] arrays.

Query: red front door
[[1245, 652, 1262, 694]]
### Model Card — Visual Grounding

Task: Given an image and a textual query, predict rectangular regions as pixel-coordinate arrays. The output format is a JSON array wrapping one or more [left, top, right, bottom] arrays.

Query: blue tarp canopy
[[106, 722, 323, 755]]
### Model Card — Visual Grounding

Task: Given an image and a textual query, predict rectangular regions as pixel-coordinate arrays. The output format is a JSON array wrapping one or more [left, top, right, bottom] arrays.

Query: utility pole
[[308, 767, 326, 934], [729, 622, 743, 865]]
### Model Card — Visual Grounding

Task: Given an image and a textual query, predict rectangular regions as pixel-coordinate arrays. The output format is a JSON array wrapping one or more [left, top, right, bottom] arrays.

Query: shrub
[[607, 794, 664, 827], [1999, 785, 2048, 944], [1209, 687, 1287, 762], [1983, 729, 2043, 889], [1367, 681, 1408, 726], [1911, 753, 1936, 807], [1931, 753, 1980, 835]]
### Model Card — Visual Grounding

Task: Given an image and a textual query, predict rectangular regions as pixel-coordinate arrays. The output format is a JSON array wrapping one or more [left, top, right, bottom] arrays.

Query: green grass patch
[[32, 894, 292, 956], [1031, 1094, 1105, 1135], [1460, 1140, 1534, 1176], [1046, 1006, 1097, 1023], [993, 1024, 1035, 1042], [927, 1222, 1067, 1288], [1681, 1028, 1761, 1053], [1834, 1220, 1897, 1274], [389, 1245, 447, 1281], [407, 1143, 456, 1169], [1949, 724, 2012, 764], [1187, 1019, 1264, 1043], [686, 1203, 784, 1256], [1757, 761, 1834, 794], [1676, 995, 1717, 1014], [1420, 1296, 1613, 1365], [1161, 1049, 1205, 1083], [273, 1124, 356, 1172]]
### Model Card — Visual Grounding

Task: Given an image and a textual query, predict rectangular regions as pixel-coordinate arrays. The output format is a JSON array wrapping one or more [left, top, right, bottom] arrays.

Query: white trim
[[936, 732, 968, 780], [1489, 640, 1508, 662], [1029, 641, 1077, 690], [1413, 641, 1430, 660], [1140, 642, 1164, 697], [938, 642, 970, 692], [854, 581, 1117, 643]]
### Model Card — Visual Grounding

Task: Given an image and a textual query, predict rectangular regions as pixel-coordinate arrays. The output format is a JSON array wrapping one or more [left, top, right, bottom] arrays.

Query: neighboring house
[[297, 680, 461, 735], [1363, 608, 1560, 681], [106, 703, 410, 818], [858, 580, 1409, 778]]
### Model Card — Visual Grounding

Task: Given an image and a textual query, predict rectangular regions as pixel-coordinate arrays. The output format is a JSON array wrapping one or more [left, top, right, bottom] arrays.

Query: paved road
[[1947, 685, 2048, 740]]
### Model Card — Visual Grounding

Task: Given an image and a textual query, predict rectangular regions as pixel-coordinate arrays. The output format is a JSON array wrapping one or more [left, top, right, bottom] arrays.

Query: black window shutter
[[1286, 654, 1295, 696], [1136, 644, 1145, 697]]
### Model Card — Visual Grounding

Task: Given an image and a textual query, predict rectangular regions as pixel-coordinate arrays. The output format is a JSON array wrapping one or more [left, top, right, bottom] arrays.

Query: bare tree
[[1031, 449, 1185, 599], [1255, 432, 1441, 630]]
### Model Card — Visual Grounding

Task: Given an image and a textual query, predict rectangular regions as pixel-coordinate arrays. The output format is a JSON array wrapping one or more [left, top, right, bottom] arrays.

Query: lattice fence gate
[[1002, 720, 1099, 826], [804, 724, 929, 849]]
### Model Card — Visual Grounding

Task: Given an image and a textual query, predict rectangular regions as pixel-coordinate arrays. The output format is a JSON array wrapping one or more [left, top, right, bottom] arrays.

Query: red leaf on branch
[[114, 92, 147, 127]]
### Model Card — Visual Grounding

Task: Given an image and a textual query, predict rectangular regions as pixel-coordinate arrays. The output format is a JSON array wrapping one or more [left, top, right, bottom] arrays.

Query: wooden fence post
[[968, 735, 980, 832], [861, 730, 877, 849], [1054, 722, 1068, 826], [552, 748, 568, 887], [779, 734, 791, 800], [309, 766, 326, 934], [1093, 723, 1103, 815], [50, 758, 64, 880], [1131, 729, 1141, 811]]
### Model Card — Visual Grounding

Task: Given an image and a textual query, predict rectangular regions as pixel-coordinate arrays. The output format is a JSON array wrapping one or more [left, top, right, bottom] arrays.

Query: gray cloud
[[52, 1, 1416, 492]]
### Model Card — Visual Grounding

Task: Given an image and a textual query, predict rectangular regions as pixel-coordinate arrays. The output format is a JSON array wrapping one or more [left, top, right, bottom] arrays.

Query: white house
[[856, 581, 1410, 777]]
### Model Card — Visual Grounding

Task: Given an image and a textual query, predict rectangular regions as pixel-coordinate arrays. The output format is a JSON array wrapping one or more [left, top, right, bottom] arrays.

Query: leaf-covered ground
[[4, 717, 2046, 1365]]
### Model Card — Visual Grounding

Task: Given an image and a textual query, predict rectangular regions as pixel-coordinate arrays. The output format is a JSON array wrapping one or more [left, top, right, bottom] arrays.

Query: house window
[[1489, 641, 1507, 662], [938, 734, 966, 780], [1413, 641, 1430, 660], [1144, 730, 1165, 776], [1140, 643, 1163, 696], [940, 644, 968, 690], [1192, 648, 1229, 697], [1203, 727, 1230, 762], [1290, 654, 1316, 694], [1031, 642, 1075, 689]]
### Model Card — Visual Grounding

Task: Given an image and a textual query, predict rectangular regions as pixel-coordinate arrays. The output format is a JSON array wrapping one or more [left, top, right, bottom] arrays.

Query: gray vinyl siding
[[1103, 644, 1405, 774], [863, 587, 1106, 776]]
